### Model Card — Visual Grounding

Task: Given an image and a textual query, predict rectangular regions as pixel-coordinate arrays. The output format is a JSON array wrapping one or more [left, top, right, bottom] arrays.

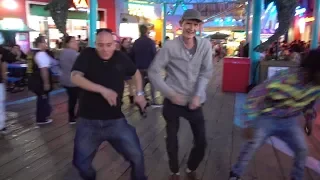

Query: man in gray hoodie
[[148, 9, 213, 180]]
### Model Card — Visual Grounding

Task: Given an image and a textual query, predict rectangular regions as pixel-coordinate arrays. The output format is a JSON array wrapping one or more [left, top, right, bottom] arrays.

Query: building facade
[[0, 0, 116, 49]]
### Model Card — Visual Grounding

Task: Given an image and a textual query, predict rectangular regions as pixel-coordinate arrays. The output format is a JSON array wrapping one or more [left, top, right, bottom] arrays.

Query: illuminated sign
[[1, 18, 24, 30], [128, 3, 157, 19], [265, 3, 306, 17], [305, 17, 315, 23], [298, 18, 306, 33], [295, 6, 306, 16], [73, 0, 88, 8], [166, 24, 173, 30], [69, 0, 88, 11], [298, 17, 314, 34], [1, 0, 18, 10]]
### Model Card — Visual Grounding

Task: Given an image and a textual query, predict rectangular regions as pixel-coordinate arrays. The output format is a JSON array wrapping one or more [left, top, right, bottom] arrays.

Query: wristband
[[136, 91, 144, 96]]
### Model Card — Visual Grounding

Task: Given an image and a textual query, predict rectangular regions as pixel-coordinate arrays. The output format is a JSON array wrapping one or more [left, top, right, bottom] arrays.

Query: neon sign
[[298, 18, 306, 33], [128, 3, 156, 19], [295, 6, 306, 16], [298, 17, 314, 34], [266, 3, 306, 16], [73, 0, 88, 9], [305, 17, 315, 22]]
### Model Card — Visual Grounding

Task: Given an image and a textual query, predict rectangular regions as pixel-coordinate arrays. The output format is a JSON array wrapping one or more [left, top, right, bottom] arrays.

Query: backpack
[[28, 50, 53, 95]]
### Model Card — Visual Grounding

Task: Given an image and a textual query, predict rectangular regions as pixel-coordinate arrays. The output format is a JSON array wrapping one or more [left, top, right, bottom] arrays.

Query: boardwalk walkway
[[0, 61, 320, 180]]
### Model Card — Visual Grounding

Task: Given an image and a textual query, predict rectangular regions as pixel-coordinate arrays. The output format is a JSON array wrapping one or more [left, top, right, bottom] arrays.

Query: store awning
[[210, 32, 230, 40], [0, 18, 35, 32]]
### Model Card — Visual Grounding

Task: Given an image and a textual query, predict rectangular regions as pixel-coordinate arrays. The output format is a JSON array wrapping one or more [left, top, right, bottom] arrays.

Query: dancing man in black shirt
[[71, 29, 147, 180]]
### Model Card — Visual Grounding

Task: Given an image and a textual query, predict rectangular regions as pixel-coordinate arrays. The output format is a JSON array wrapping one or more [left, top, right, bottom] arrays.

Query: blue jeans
[[232, 115, 307, 180], [73, 118, 147, 180]]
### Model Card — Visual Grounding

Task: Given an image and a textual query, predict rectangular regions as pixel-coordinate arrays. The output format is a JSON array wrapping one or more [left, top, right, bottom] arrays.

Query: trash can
[[222, 57, 251, 93]]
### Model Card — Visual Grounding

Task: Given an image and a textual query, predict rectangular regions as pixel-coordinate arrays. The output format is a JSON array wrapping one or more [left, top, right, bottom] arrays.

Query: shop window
[[28, 3, 105, 49], [28, 15, 100, 49]]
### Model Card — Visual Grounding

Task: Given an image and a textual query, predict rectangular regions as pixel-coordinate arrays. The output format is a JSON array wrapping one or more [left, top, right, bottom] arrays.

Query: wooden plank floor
[[0, 61, 319, 180]]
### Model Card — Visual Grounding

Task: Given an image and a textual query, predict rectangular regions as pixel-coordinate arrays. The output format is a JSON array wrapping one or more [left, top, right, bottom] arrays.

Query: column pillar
[[89, 0, 98, 47], [311, 0, 320, 49], [245, 0, 251, 42], [162, 3, 167, 43], [249, 0, 262, 84]]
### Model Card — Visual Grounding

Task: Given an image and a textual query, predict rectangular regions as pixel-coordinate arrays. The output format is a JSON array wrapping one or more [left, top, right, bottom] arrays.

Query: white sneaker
[[69, 120, 76, 125], [36, 119, 53, 125]]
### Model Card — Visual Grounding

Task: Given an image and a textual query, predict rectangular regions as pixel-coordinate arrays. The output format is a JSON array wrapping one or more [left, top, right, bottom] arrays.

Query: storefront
[[0, 18, 33, 53], [0, 0, 117, 49], [120, 3, 162, 42], [26, 0, 109, 48], [0, 1, 32, 52], [27, 0, 116, 30]]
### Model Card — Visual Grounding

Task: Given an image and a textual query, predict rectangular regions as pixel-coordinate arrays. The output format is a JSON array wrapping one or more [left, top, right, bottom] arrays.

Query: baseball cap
[[181, 9, 202, 22]]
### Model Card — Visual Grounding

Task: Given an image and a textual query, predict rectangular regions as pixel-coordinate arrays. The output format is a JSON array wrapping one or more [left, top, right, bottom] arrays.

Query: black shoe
[[229, 171, 241, 180], [1, 127, 8, 135]]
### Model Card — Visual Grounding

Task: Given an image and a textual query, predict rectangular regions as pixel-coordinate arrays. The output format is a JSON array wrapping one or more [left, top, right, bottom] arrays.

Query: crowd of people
[[237, 39, 319, 64], [263, 40, 313, 63], [0, 8, 320, 180]]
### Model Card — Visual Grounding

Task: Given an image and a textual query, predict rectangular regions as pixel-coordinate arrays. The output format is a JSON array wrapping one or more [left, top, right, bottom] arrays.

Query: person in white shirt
[[29, 36, 53, 125]]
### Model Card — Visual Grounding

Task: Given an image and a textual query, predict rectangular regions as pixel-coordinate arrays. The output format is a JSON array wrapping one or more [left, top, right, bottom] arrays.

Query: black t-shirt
[[0, 46, 15, 83], [72, 48, 137, 120]]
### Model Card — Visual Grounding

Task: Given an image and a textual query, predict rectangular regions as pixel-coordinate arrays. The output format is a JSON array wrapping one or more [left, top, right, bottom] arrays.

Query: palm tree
[[44, 0, 74, 37]]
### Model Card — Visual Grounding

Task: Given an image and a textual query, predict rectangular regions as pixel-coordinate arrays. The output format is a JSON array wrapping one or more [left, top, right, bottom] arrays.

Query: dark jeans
[[162, 99, 207, 173], [64, 86, 79, 121], [73, 118, 147, 180], [36, 92, 51, 122]]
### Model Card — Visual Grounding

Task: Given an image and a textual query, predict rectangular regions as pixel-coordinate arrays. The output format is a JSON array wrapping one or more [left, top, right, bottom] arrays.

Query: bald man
[[70, 28, 147, 180]]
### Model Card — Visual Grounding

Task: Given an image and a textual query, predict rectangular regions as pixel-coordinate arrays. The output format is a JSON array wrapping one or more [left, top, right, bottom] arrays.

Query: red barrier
[[222, 57, 251, 93]]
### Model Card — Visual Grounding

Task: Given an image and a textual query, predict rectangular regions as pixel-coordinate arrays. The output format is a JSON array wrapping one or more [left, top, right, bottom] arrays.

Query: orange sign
[[73, 0, 88, 9], [305, 17, 315, 23]]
